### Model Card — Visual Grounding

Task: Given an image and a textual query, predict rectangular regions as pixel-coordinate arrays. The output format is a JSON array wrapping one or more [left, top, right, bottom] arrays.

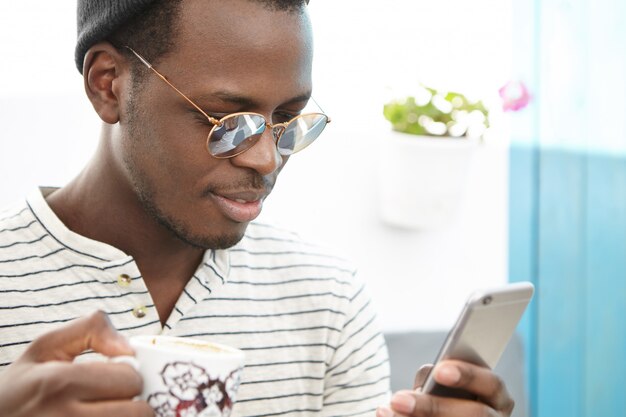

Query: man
[[0, 0, 515, 416]]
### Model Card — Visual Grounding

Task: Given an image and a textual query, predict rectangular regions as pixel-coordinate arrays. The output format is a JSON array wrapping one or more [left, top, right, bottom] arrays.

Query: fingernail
[[391, 392, 416, 414], [437, 364, 461, 384], [376, 406, 394, 417]]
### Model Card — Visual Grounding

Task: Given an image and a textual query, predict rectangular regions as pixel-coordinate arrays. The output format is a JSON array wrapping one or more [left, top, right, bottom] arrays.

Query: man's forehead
[[175, 0, 311, 49], [159, 0, 313, 105]]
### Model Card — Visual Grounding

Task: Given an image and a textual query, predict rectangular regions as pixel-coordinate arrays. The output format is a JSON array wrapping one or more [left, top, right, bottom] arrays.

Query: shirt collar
[[26, 187, 231, 283]]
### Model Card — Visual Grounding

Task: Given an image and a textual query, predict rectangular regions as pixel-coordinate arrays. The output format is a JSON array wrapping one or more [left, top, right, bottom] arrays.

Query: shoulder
[[0, 197, 62, 278], [0, 198, 58, 292], [0, 199, 33, 231], [0, 199, 42, 253]]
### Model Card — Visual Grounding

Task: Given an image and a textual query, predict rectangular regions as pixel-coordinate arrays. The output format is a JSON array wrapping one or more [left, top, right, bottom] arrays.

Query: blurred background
[[0, 1, 624, 416]]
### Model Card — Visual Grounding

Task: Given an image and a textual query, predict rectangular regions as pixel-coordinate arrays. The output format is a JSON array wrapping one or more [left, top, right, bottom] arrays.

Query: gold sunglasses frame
[[124, 46, 330, 159]]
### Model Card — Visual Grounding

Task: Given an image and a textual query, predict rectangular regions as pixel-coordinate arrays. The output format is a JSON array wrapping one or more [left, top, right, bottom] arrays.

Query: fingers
[[23, 311, 133, 363], [433, 360, 514, 413], [32, 361, 143, 401], [413, 364, 433, 390], [378, 390, 500, 417], [377, 360, 515, 417], [75, 400, 154, 417]]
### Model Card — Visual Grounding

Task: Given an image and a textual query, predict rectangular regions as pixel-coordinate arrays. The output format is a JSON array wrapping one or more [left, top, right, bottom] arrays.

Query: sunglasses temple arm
[[310, 97, 331, 123], [124, 46, 222, 126]]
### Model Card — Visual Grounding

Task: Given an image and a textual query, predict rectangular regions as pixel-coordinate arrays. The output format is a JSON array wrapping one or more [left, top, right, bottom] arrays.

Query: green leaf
[[383, 85, 490, 138]]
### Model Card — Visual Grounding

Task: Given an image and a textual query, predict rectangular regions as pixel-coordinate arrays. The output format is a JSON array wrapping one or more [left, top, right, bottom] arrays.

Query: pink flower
[[499, 80, 531, 112]]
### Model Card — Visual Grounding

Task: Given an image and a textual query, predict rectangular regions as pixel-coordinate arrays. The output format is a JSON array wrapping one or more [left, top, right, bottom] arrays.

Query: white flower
[[161, 361, 209, 401], [201, 383, 224, 405], [197, 404, 222, 417], [147, 392, 178, 417]]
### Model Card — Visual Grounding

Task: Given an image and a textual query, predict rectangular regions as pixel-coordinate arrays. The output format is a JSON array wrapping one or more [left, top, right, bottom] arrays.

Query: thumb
[[21, 310, 133, 363]]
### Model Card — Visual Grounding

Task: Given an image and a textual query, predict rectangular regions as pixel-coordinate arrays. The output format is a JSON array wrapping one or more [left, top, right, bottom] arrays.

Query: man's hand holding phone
[[377, 282, 533, 417], [377, 360, 515, 417]]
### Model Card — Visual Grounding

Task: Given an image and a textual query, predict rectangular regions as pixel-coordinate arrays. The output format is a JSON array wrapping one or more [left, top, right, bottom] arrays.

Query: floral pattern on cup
[[147, 361, 242, 417]]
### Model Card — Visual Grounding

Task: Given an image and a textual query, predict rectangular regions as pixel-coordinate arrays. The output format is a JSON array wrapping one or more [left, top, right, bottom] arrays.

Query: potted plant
[[383, 85, 490, 139], [378, 84, 491, 230]]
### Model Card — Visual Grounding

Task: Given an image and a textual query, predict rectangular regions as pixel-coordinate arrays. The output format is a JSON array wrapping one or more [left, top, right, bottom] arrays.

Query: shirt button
[[132, 305, 147, 318], [117, 274, 132, 287]]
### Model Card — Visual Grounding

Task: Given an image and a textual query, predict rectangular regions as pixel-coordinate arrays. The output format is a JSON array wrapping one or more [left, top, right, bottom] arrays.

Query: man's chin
[[196, 231, 246, 250], [148, 206, 249, 250], [174, 224, 248, 250], [134, 185, 251, 249]]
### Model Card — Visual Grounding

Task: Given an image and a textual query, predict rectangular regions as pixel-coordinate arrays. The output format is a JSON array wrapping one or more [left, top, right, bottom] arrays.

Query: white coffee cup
[[122, 335, 245, 417]]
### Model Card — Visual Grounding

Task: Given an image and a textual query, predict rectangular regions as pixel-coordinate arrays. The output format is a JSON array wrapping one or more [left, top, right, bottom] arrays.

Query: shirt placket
[[103, 258, 162, 335], [161, 249, 230, 331]]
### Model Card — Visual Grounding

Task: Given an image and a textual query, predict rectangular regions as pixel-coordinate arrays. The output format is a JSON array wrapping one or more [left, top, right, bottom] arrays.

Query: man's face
[[119, 0, 313, 249]]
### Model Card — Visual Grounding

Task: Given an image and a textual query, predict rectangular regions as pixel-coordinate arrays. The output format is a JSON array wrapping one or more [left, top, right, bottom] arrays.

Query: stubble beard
[[130, 177, 245, 250], [123, 88, 247, 250]]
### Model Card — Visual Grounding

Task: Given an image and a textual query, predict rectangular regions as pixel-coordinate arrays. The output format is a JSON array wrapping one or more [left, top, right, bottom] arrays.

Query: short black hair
[[108, 0, 308, 84], [108, 0, 182, 69]]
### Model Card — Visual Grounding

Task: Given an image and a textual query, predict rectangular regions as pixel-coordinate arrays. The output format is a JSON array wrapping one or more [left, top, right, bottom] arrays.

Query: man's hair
[[107, 0, 182, 77], [106, 0, 308, 85]]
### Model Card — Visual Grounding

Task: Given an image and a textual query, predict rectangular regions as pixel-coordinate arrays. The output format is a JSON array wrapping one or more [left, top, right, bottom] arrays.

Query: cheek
[[129, 85, 205, 158], [127, 109, 214, 193]]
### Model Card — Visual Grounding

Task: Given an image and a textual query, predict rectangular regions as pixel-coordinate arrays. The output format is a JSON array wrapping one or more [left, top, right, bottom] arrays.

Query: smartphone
[[422, 282, 534, 398]]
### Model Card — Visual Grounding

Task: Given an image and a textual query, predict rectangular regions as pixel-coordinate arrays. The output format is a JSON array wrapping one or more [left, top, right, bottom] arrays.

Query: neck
[[47, 126, 204, 323]]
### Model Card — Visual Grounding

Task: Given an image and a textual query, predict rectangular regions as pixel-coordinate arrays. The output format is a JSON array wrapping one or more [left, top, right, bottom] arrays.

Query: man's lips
[[216, 190, 267, 203], [210, 190, 267, 223]]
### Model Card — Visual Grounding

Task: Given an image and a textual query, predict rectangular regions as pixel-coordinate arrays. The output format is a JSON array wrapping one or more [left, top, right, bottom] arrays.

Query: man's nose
[[229, 125, 283, 176]]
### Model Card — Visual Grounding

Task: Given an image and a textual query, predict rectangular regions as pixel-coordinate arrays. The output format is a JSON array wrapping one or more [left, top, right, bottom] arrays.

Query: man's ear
[[82, 42, 131, 125]]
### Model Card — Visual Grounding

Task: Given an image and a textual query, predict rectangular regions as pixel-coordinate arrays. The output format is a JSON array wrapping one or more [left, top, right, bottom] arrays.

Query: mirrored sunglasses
[[208, 112, 329, 158], [124, 46, 330, 159]]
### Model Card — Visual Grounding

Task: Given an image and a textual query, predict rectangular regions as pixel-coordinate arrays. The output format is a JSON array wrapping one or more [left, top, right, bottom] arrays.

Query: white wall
[[0, 1, 512, 331]]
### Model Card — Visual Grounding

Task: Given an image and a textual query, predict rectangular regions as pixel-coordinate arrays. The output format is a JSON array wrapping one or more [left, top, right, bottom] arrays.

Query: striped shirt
[[0, 188, 390, 417]]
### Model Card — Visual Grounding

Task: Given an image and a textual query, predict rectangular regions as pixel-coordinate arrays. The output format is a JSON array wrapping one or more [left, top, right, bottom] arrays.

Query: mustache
[[201, 172, 274, 197]]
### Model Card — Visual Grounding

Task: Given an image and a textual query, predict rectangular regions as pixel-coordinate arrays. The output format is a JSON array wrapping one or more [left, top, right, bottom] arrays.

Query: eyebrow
[[196, 90, 313, 108]]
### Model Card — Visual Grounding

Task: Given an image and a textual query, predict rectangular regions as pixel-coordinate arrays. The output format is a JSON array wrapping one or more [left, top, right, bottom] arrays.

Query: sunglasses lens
[[208, 114, 266, 157], [277, 113, 328, 155]]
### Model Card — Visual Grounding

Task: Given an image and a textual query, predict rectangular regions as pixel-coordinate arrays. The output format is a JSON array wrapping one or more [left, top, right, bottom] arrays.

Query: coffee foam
[[158, 338, 225, 353], [137, 336, 235, 355]]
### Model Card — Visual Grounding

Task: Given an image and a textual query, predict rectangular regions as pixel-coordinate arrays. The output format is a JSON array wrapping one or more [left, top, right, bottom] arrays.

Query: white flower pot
[[378, 131, 478, 230]]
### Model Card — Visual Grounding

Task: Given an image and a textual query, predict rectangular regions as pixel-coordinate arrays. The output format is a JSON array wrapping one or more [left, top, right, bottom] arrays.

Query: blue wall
[[510, 0, 626, 416]]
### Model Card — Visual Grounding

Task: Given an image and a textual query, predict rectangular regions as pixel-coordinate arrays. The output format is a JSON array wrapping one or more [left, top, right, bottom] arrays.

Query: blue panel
[[536, 149, 587, 417], [584, 153, 626, 417], [508, 142, 539, 415], [509, 1, 542, 413], [510, 0, 626, 415]]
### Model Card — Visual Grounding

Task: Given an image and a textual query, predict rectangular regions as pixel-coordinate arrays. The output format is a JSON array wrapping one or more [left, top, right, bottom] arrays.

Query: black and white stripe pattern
[[0, 189, 390, 416]]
